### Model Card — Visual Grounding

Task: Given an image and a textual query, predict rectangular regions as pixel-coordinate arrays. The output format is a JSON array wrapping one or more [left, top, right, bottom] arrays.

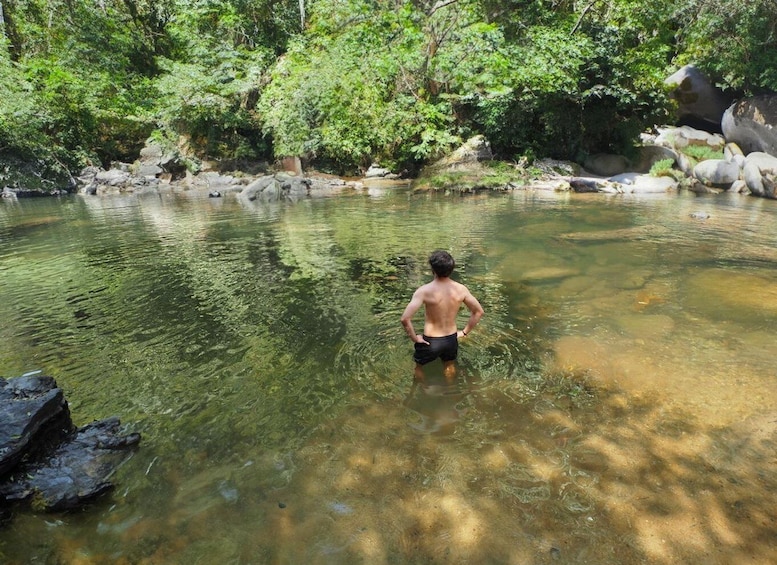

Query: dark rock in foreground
[[0, 375, 140, 516], [0, 375, 72, 477]]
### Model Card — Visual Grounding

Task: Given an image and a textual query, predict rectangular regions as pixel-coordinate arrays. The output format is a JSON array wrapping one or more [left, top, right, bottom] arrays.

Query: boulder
[[0, 417, 140, 512], [427, 135, 493, 171], [723, 142, 745, 162], [276, 172, 312, 196], [583, 153, 631, 177], [654, 125, 726, 150], [608, 172, 640, 185], [608, 174, 678, 193], [729, 179, 750, 194], [239, 173, 313, 202], [742, 152, 777, 198], [78, 166, 160, 195], [0, 153, 76, 195], [569, 177, 620, 193], [634, 145, 679, 173], [365, 164, 393, 178], [676, 152, 695, 177], [449, 135, 493, 164], [534, 159, 579, 177], [626, 175, 679, 193], [241, 176, 280, 200], [0, 376, 71, 476], [0, 375, 140, 514], [688, 180, 723, 194], [693, 159, 740, 187], [136, 141, 187, 179], [665, 65, 732, 131], [722, 95, 777, 156], [199, 172, 240, 190]]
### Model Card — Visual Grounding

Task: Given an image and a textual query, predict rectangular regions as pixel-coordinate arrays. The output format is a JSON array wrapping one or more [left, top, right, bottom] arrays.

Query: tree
[[673, 0, 777, 94], [259, 0, 513, 173]]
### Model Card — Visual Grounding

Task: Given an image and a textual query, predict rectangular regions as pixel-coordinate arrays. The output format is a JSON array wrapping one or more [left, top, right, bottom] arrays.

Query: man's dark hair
[[429, 250, 455, 278]]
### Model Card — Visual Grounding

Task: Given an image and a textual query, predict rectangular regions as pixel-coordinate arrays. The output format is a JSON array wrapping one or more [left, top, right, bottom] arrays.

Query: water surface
[[1, 185, 776, 564]]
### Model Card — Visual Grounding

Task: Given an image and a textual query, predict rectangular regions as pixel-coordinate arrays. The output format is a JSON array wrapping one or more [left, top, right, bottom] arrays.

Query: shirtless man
[[401, 250, 484, 381]]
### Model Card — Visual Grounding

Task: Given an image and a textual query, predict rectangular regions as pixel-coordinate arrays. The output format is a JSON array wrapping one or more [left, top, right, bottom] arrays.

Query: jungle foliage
[[1, 0, 776, 181]]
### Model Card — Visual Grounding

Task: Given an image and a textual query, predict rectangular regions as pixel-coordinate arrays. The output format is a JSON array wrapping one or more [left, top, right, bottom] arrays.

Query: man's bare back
[[401, 277, 482, 339]]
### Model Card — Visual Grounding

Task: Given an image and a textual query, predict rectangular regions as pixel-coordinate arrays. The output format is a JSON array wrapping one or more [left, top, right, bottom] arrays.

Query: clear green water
[[1, 186, 776, 564]]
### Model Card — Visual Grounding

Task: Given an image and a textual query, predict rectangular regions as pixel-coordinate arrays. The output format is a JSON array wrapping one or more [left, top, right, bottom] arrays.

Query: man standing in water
[[401, 250, 484, 382]]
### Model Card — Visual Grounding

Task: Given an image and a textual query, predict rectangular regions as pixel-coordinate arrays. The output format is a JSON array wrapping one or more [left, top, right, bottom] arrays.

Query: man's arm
[[458, 290, 484, 337], [401, 289, 429, 344]]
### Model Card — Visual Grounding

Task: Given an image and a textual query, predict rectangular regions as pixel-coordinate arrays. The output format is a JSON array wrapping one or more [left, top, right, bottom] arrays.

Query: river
[[1, 184, 776, 564]]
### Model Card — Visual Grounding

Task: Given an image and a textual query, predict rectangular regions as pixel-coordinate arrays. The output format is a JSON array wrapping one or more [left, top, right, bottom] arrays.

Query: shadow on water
[[249, 371, 777, 565]]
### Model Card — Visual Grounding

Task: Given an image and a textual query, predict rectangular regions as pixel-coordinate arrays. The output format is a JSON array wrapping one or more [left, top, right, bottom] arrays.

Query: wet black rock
[[0, 375, 140, 517], [0, 375, 72, 476]]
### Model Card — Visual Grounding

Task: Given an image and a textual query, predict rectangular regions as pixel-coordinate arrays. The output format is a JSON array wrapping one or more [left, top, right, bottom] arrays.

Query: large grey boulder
[[427, 135, 493, 171], [136, 141, 187, 179], [622, 175, 678, 194], [633, 145, 680, 173], [241, 176, 280, 200], [665, 65, 732, 131], [693, 159, 741, 187], [654, 125, 726, 150], [365, 164, 397, 178], [742, 152, 777, 198], [722, 95, 777, 156], [239, 173, 312, 202], [567, 173, 678, 194], [583, 153, 631, 177]]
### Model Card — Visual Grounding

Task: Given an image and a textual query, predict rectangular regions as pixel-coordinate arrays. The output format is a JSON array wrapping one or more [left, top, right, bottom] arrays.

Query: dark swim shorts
[[413, 333, 458, 365]]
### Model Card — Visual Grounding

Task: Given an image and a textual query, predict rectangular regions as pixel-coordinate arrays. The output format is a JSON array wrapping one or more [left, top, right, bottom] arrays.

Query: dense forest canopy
[[1, 0, 776, 181]]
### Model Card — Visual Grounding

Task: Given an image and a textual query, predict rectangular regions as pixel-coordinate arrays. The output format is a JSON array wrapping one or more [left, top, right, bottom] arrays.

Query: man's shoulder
[[451, 279, 469, 293], [416, 281, 435, 292]]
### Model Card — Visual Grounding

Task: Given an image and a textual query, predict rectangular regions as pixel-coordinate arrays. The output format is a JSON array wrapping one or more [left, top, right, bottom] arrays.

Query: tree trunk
[[0, 0, 22, 61]]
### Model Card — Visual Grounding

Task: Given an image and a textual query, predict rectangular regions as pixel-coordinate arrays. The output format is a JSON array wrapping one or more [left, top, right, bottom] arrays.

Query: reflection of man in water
[[400, 250, 484, 382], [403, 370, 469, 434]]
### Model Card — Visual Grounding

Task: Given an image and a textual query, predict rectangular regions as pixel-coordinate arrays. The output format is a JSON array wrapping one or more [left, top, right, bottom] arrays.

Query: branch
[[429, 0, 459, 17], [570, 0, 597, 35]]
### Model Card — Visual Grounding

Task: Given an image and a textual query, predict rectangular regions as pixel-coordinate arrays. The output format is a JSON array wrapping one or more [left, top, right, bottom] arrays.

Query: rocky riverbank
[[2, 67, 776, 201]]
